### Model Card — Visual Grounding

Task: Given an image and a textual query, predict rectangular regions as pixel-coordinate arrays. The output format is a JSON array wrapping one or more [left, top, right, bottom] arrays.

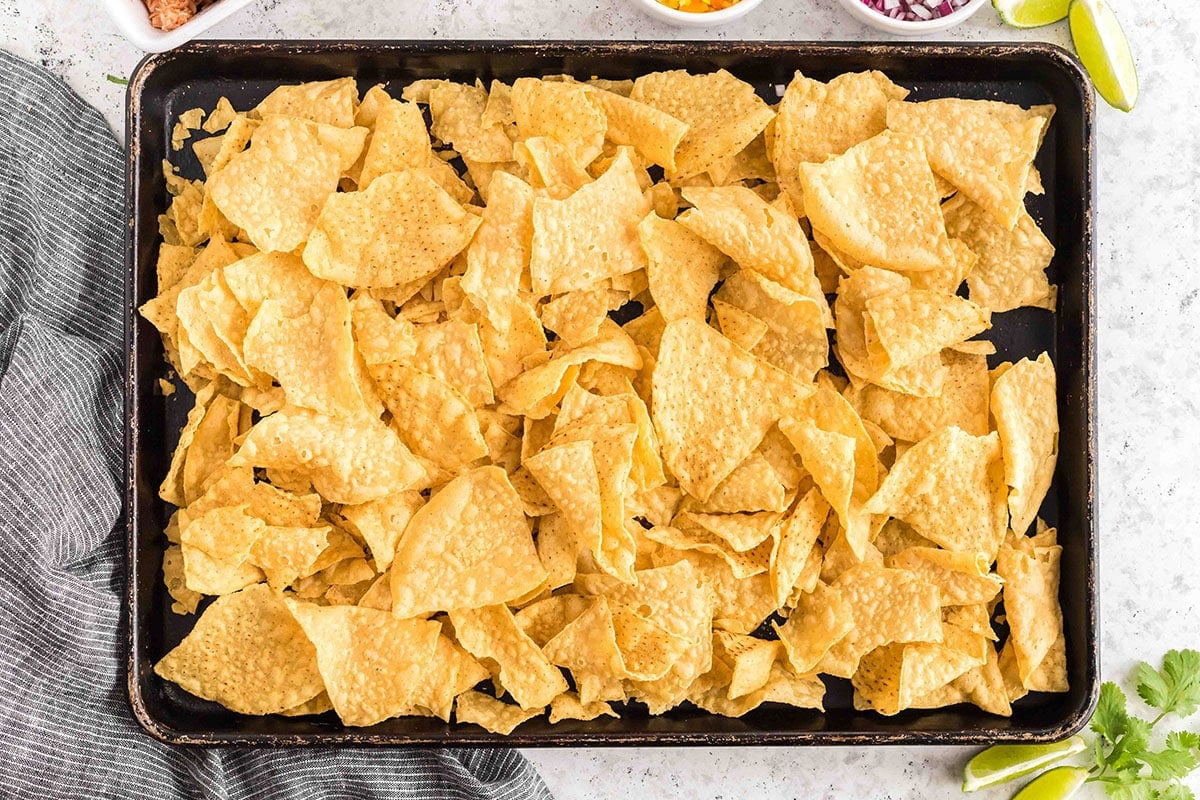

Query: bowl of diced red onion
[[834, 0, 989, 34]]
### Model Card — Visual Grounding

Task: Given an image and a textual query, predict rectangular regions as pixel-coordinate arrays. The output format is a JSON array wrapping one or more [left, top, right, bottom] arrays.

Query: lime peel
[[1069, 0, 1139, 112], [961, 736, 1086, 792], [1011, 766, 1090, 800], [991, 0, 1070, 28]]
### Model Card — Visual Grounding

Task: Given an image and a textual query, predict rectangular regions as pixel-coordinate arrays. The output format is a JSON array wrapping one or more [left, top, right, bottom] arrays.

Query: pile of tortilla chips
[[144, 69, 1065, 733]]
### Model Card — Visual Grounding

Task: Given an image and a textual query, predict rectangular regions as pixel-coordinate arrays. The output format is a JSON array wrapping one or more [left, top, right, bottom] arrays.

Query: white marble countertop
[[6, 0, 1199, 797]]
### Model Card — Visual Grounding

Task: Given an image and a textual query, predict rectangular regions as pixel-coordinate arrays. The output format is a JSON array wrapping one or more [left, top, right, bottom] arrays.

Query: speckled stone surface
[[5, 1, 1198, 797]]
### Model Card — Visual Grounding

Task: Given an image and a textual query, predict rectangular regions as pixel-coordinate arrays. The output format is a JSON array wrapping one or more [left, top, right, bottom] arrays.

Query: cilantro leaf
[[1154, 785, 1196, 800], [1104, 777, 1156, 800], [1138, 746, 1198, 781], [1166, 731, 1200, 753], [1138, 650, 1200, 719], [1095, 681, 1131, 743]]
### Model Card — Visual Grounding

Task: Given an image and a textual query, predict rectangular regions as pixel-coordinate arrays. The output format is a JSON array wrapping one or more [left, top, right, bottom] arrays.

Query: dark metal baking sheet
[[126, 40, 1097, 747]]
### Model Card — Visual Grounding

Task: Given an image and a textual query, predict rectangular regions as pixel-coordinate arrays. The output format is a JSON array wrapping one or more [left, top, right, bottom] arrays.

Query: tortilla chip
[[512, 78, 607, 168], [887, 98, 1050, 229], [771, 70, 908, 210], [232, 406, 426, 504], [865, 427, 1007, 559], [586, 87, 688, 172], [450, 604, 569, 710], [455, 690, 541, 734], [529, 149, 651, 295], [678, 186, 827, 319], [303, 170, 480, 289], [284, 601, 440, 726], [996, 542, 1064, 686], [653, 318, 814, 501], [714, 269, 828, 381], [991, 354, 1058, 535], [630, 70, 774, 179], [885, 547, 1004, 607], [800, 131, 954, 273], [390, 467, 547, 617], [154, 584, 324, 715], [255, 78, 358, 127], [639, 215, 724, 323], [207, 115, 366, 253]]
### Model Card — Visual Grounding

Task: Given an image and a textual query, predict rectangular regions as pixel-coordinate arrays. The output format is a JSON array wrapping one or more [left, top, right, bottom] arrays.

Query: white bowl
[[100, 0, 255, 52], [833, 0, 989, 35], [633, 0, 765, 28]]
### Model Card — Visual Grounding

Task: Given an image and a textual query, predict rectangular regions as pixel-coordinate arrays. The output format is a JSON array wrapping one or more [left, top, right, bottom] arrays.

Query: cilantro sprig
[[966, 649, 1200, 799], [1088, 650, 1200, 799]]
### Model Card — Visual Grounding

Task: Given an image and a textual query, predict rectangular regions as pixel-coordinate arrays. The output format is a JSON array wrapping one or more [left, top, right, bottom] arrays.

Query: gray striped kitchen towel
[[0, 50, 550, 800]]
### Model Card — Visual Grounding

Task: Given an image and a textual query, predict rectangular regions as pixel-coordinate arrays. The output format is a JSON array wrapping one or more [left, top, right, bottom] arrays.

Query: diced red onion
[[857, 0, 967, 21]]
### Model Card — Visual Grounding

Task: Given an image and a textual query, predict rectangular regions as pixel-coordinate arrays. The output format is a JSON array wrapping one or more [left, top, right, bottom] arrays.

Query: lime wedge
[[992, 0, 1069, 28], [962, 736, 1086, 792], [1069, 0, 1139, 111], [1011, 766, 1090, 800]]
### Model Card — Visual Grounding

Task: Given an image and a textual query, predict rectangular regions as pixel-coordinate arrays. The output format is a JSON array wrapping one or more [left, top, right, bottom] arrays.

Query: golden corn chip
[[821, 563, 942, 677], [358, 99, 433, 189], [847, 349, 989, 443], [155, 584, 324, 715], [455, 690, 541, 734], [401, 634, 490, 721], [242, 283, 366, 417], [700, 451, 789, 514], [715, 269, 828, 382], [1023, 631, 1068, 693], [525, 439, 604, 561], [645, 523, 769, 580], [278, 691, 333, 717], [163, 544, 202, 615], [243, 523, 333, 590], [529, 150, 651, 295], [590, 561, 714, 713], [770, 488, 830, 607], [997, 542, 1064, 687], [864, 288, 990, 377], [450, 604, 568, 710], [677, 510, 781, 553], [511, 78, 607, 168], [713, 631, 781, 700], [372, 363, 490, 472], [540, 596, 628, 705], [653, 318, 814, 501], [541, 289, 626, 349], [852, 624, 984, 715], [283, 602, 439, 727], [207, 116, 365, 253], [638, 214, 724, 323], [885, 547, 1003, 607], [480, 305, 548, 392], [201, 96, 238, 134], [774, 581, 854, 674], [404, 318, 495, 407], [303, 170, 480, 289], [991, 354, 1058, 536], [707, 133, 774, 187], [390, 467, 546, 617], [533, 513, 578, 590], [180, 392, 241, 505], [630, 70, 774, 179], [498, 324, 641, 418], [233, 406, 425, 504], [550, 421, 640, 582], [154, 243, 199, 295], [866, 427, 1007, 559], [172, 108, 204, 151], [887, 98, 1050, 229], [585, 87, 688, 172], [771, 70, 908, 210], [678, 187, 827, 320], [800, 131, 954, 273], [692, 661, 825, 717], [653, 547, 774, 636], [515, 594, 592, 650], [548, 692, 619, 724], [426, 81, 514, 163], [925, 639, 1012, 716], [712, 299, 768, 352], [338, 491, 424, 573], [946, 196, 1056, 314], [254, 78, 358, 128]]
